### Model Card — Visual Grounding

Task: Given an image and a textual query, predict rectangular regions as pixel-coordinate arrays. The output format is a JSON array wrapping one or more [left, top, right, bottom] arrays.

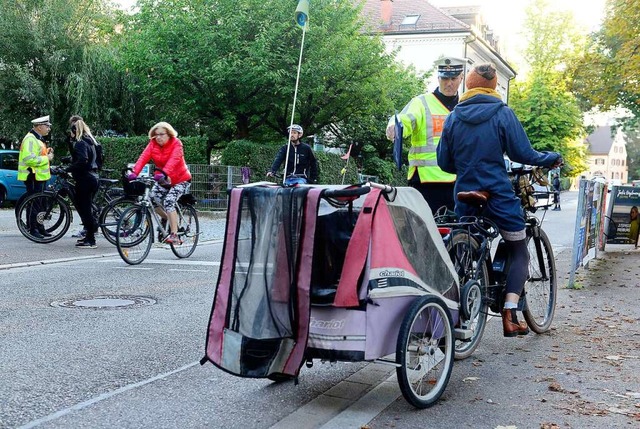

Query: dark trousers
[[74, 174, 99, 242], [25, 173, 46, 232], [408, 173, 455, 215]]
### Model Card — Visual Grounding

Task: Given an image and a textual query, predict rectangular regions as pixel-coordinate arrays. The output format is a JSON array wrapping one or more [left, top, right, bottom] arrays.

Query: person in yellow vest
[[386, 57, 466, 214], [18, 115, 54, 239]]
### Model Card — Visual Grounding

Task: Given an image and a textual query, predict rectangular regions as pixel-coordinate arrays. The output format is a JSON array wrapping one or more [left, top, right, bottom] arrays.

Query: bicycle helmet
[[287, 124, 303, 133]]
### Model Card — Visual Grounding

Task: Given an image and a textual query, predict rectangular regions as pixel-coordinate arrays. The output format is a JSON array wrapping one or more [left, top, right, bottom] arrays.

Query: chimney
[[381, 0, 393, 26]]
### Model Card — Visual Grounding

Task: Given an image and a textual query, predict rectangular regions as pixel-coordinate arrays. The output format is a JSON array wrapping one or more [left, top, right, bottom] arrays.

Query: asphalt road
[[1, 191, 637, 428]]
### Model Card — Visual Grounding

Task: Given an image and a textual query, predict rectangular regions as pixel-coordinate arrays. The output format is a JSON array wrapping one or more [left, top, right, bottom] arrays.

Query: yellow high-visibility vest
[[396, 93, 456, 183], [18, 133, 51, 181]]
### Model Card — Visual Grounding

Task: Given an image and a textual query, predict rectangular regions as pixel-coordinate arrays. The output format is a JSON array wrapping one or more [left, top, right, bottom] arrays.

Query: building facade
[[358, 0, 517, 100], [585, 126, 629, 184]]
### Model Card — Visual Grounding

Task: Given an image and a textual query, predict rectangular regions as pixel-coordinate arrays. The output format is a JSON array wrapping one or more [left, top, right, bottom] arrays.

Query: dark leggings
[[75, 174, 99, 242], [505, 238, 529, 296]]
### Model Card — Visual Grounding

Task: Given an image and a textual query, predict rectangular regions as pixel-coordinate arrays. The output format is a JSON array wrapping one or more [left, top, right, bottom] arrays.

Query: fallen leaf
[[549, 382, 564, 392]]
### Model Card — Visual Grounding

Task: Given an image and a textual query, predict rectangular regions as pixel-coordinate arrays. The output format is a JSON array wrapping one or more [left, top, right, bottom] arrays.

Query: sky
[[430, 0, 607, 64]]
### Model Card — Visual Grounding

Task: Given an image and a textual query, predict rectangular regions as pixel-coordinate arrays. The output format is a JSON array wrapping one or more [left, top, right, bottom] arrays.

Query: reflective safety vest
[[18, 132, 51, 181], [396, 93, 456, 183]]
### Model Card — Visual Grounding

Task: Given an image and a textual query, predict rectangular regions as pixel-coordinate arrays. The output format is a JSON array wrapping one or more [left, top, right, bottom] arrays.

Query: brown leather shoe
[[502, 308, 529, 337]]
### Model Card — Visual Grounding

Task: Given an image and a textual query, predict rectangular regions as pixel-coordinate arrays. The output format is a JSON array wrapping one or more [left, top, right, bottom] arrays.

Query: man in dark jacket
[[437, 63, 562, 338], [267, 124, 318, 185]]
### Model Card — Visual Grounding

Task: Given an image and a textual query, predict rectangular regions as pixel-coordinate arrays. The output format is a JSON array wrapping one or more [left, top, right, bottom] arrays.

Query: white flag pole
[[283, 23, 307, 185]]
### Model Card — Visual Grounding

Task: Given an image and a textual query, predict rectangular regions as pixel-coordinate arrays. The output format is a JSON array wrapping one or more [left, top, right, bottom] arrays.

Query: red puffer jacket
[[133, 136, 192, 184]]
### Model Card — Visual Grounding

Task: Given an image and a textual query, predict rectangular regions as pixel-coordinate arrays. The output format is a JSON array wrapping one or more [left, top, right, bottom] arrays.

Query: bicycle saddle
[[457, 191, 490, 206]]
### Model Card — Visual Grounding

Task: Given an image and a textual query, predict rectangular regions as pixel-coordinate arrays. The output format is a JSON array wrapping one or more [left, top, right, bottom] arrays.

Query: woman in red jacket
[[127, 122, 192, 244]]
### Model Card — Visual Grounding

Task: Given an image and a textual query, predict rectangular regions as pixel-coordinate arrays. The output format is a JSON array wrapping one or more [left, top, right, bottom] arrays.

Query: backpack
[[95, 142, 104, 171]]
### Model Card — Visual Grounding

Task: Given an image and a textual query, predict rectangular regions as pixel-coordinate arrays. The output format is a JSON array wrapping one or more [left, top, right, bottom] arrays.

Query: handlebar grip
[[322, 187, 370, 199]]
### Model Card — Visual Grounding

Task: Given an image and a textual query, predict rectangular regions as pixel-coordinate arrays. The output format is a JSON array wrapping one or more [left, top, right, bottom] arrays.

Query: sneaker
[[164, 233, 182, 245], [29, 230, 45, 240], [38, 228, 52, 237], [76, 241, 97, 249], [72, 229, 87, 238]]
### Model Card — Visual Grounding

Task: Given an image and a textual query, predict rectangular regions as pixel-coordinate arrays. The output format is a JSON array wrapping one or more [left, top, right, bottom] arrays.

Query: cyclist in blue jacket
[[437, 63, 563, 337]]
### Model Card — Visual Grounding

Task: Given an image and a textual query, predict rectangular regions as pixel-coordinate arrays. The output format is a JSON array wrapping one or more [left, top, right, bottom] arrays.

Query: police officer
[[386, 57, 466, 214], [18, 115, 54, 239]]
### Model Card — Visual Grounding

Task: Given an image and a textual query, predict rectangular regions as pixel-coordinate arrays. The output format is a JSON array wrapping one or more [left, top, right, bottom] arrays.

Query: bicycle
[[16, 166, 137, 244], [266, 172, 309, 186], [436, 165, 557, 360], [115, 175, 199, 265]]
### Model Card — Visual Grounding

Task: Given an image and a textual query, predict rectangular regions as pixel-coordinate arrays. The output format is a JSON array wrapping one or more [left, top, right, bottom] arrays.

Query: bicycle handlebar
[[322, 186, 370, 199]]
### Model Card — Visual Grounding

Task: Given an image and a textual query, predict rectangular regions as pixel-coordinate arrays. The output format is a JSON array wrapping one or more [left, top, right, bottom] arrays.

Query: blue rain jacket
[[437, 94, 560, 232]]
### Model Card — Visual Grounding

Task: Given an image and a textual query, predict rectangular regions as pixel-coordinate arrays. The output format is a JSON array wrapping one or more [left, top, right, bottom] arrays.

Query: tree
[[0, 0, 143, 147], [118, 0, 422, 145], [571, 0, 640, 118], [509, 0, 587, 176]]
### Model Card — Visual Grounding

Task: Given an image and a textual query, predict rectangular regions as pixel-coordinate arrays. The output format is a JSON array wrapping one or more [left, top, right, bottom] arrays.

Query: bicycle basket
[[122, 176, 146, 197], [517, 175, 537, 211]]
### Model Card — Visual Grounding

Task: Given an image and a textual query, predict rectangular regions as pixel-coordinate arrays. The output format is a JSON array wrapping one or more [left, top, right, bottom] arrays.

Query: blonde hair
[[72, 119, 95, 142], [148, 122, 178, 139]]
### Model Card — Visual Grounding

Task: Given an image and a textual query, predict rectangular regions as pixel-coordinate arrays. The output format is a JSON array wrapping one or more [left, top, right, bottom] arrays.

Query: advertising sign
[[605, 186, 640, 245]]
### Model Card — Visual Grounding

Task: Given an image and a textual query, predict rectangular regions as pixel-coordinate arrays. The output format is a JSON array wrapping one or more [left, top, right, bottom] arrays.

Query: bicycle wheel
[[99, 197, 137, 245], [16, 193, 71, 243], [523, 228, 557, 333], [170, 204, 199, 258], [446, 231, 488, 360], [396, 295, 454, 409], [116, 205, 152, 265]]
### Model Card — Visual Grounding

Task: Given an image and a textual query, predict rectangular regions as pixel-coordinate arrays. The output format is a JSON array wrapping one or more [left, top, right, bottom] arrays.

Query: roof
[[359, 0, 469, 34], [585, 126, 616, 155]]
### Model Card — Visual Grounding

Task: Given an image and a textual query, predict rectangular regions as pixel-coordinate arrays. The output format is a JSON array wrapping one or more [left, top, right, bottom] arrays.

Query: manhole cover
[[51, 295, 156, 310]]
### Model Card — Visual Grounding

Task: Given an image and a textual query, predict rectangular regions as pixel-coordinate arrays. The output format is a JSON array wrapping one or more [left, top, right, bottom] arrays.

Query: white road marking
[[17, 361, 200, 429]]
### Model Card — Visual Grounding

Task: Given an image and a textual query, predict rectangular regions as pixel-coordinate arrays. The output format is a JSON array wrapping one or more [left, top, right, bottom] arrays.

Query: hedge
[[98, 136, 209, 177], [221, 139, 363, 185], [97, 135, 406, 186]]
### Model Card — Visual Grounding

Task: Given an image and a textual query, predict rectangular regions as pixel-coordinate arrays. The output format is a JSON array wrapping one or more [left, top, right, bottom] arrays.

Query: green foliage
[[220, 140, 280, 178], [315, 151, 359, 185], [0, 0, 143, 144], [99, 136, 209, 174], [509, 0, 587, 178], [221, 140, 360, 185], [119, 0, 422, 146], [572, 0, 640, 117], [622, 126, 640, 180], [360, 144, 407, 185]]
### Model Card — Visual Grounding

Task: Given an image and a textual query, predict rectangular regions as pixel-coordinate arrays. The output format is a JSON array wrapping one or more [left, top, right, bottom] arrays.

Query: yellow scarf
[[459, 88, 502, 102]]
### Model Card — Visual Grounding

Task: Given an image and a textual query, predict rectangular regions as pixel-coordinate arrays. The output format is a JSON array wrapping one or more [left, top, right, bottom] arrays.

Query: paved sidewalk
[[536, 244, 640, 424]]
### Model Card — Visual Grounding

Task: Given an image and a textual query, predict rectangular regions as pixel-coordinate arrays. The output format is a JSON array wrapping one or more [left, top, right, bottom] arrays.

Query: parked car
[[0, 149, 25, 206]]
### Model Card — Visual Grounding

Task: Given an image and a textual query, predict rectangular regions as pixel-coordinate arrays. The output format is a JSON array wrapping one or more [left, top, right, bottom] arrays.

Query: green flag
[[295, 0, 309, 28]]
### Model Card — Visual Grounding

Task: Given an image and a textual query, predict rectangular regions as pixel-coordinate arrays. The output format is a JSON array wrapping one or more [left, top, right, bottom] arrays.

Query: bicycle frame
[[437, 166, 558, 352]]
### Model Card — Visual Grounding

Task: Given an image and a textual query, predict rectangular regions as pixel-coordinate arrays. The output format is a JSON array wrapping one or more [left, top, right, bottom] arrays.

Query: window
[[401, 15, 420, 26], [0, 153, 19, 170], [595, 158, 604, 165]]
